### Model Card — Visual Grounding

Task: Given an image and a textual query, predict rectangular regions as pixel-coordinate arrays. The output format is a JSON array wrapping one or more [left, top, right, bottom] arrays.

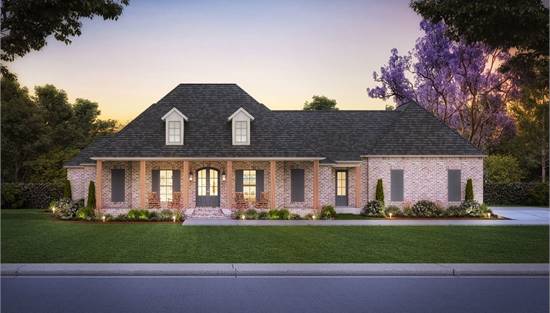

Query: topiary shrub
[[361, 200, 384, 217], [63, 180, 72, 199], [411, 200, 442, 217], [87, 181, 96, 210], [320, 205, 336, 220], [384, 205, 401, 217], [375, 179, 384, 203], [245, 209, 258, 220], [465, 179, 474, 201]]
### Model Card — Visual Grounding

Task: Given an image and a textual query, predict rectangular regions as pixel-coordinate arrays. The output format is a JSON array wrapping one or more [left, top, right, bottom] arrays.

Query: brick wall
[[366, 156, 483, 207], [67, 166, 96, 203]]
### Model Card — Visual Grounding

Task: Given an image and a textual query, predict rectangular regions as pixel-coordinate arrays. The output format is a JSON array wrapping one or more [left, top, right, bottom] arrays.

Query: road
[[2, 276, 548, 313]]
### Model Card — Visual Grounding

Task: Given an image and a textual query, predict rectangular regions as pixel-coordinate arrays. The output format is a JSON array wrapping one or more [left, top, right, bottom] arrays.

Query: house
[[65, 84, 483, 217]]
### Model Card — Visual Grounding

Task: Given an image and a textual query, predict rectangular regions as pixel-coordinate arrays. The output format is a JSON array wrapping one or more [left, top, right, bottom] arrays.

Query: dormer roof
[[161, 107, 189, 121], [227, 107, 255, 121]]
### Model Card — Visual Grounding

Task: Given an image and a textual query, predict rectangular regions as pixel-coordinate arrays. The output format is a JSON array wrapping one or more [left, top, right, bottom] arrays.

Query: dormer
[[161, 107, 188, 145], [228, 107, 254, 145]]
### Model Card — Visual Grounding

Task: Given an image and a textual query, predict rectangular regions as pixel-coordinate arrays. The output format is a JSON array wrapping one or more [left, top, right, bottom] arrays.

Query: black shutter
[[390, 169, 404, 201], [448, 170, 461, 201], [172, 170, 180, 192], [152, 170, 160, 195], [111, 169, 125, 202], [255, 170, 264, 201], [291, 169, 304, 202], [235, 170, 243, 192]]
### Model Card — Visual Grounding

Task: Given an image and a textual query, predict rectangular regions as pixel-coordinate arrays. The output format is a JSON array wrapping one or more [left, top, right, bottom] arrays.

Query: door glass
[[209, 169, 218, 196], [198, 169, 207, 196], [336, 171, 347, 196]]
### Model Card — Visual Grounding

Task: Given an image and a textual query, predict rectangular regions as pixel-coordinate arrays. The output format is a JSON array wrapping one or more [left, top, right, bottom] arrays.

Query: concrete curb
[[2, 263, 548, 277]]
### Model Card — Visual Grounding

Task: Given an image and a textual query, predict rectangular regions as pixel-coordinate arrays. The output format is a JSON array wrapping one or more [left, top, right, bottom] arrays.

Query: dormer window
[[228, 107, 254, 146], [161, 107, 188, 145]]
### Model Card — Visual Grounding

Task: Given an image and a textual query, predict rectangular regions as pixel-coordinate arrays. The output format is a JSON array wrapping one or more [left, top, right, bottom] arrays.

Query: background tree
[[0, 0, 129, 76], [368, 21, 515, 148], [484, 155, 525, 184], [303, 95, 338, 111]]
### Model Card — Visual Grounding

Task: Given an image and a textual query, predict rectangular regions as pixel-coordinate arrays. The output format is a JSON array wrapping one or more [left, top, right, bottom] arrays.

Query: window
[[111, 169, 125, 202], [390, 169, 404, 201], [336, 171, 347, 196], [234, 121, 248, 144], [243, 170, 256, 202], [448, 169, 461, 202], [291, 169, 305, 202], [160, 170, 173, 202], [209, 169, 219, 196], [167, 121, 181, 144], [197, 169, 207, 196]]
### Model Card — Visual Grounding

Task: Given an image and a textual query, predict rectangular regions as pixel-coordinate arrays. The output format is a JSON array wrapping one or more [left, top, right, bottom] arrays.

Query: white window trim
[[159, 169, 173, 202], [228, 107, 254, 146]]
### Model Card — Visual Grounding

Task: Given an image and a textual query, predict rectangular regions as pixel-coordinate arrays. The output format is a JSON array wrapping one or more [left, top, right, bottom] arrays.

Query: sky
[[10, 0, 422, 122]]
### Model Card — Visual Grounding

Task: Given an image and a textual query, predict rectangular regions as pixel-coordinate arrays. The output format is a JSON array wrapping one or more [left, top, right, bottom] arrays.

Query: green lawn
[[1, 209, 548, 263]]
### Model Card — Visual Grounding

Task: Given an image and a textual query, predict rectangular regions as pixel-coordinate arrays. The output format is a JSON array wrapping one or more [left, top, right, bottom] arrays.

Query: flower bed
[[360, 199, 495, 219], [49, 199, 184, 223]]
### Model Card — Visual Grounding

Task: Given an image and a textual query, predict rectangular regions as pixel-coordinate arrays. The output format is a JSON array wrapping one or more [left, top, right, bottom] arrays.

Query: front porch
[[92, 159, 340, 217]]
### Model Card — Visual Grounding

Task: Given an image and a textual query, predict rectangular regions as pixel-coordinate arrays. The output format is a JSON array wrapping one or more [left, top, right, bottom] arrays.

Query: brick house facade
[[65, 84, 484, 216]]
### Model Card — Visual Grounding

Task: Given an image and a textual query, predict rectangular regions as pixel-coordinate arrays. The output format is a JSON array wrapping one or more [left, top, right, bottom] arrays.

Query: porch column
[[312, 160, 320, 211], [139, 160, 146, 208], [355, 166, 362, 208], [269, 160, 276, 208], [95, 160, 103, 212], [182, 160, 190, 208], [226, 161, 234, 208]]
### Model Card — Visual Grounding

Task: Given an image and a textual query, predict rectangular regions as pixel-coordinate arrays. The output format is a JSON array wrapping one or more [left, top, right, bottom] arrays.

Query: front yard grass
[[1, 209, 548, 263]]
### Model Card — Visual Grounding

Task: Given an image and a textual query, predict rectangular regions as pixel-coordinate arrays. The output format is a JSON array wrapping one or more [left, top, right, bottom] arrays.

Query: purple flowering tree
[[368, 21, 516, 148]]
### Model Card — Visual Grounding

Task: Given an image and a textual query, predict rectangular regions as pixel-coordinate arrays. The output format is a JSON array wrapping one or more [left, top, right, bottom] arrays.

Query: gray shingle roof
[[65, 84, 482, 167]]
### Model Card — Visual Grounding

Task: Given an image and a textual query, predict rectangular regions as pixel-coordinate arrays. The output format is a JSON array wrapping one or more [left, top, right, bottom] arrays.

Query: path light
[[102, 215, 106, 222], [486, 212, 491, 219], [389, 213, 393, 219], [172, 215, 177, 223], [52, 207, 57, 214], [241, 215, 245, 220], [312, 215, 316, 220]]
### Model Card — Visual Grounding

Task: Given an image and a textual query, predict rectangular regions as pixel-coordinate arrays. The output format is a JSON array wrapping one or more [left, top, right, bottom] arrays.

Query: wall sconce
[[188, 172, 193, 181], [222, 172, 226, 181]]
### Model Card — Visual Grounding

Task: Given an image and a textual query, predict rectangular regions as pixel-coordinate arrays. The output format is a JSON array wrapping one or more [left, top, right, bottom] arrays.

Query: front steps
[[186, 208, 230, 219]]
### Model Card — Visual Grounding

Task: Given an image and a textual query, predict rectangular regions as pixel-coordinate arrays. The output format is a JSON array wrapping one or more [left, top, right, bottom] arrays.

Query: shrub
[[127, 209, 150, 220], [87, 181, 96, 209], [459, 200, 483, 217], [76, 206, 95, 220], [411, 200, 442, 217], [465, 179, 474, 201], [528, 183, 549, 206], [384, 205, 401, 217], [149, 211, 160, 221], [361, 200, 384, 217], [160, 209, 174, 219], [268, 209, 280, 220], [63, 180, 72, 199], [233, 210, 245, 220], [290, 213, 301, 220], [375, 179, 384, 203], [320, 205, 336, 220], [1, 183, 63, 209], [484, 155, 524, 184], [245, 209, 258, 220], [304, 213, 315, 220], [278, 209, 290, 220], [258, 211, 269, 220], [484, 182, 549, 206], [103, 214, 113, 222], [446, 205, 465, 217]]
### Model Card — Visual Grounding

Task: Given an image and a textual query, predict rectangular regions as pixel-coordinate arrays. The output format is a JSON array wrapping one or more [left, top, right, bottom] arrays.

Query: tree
[[375, 179, 384, 203], [0, 0, 129, 76], [87, 181, 96, 209], [1, 77, 47, 182], [368, 21, 515, 148], [303, 95, 338, 111], [484, 155, 525, 184], [465, 179, 474, 201], [63, 179, 72, 199]]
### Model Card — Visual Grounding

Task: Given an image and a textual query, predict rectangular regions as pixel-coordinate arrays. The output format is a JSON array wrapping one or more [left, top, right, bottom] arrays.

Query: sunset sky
[[10, 0, 422, 122]]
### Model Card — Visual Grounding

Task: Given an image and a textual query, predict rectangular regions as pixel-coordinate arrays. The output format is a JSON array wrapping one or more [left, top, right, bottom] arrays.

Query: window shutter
[[172, 170, 181, 192], [235, 170, 243, 192], [152, 170, 160, 195], [111, 169, 125, 202], [255, 170, 264, 201], [390, 169, 404, 201], [448, 170, 461, 201], [291, 169, 304, 202]]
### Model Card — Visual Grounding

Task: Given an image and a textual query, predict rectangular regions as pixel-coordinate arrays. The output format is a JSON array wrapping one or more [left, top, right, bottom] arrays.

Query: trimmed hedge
[[2, 183, 63, 209], [484, 182, 549, 206]]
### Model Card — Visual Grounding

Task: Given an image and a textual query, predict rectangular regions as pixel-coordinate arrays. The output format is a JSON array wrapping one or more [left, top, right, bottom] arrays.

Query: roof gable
[[161, 107, 189, 121]]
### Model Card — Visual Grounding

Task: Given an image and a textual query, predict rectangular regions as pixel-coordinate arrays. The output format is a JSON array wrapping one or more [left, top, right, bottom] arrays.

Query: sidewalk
[[2, 263, 548, 277]]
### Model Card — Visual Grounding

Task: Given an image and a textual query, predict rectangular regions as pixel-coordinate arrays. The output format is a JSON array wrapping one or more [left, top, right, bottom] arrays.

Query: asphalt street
[[2, 276, 548, 313]]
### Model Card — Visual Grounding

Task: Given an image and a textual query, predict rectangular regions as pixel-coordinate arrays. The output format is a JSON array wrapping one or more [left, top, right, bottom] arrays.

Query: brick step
[[186, 208, 230, 219]]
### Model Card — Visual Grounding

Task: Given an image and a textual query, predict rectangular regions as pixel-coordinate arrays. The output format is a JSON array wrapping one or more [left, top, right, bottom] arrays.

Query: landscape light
[[312, 215, 316, 220], [102, 215, 106, 222], [172, 215, 177, 223], [52, 207, 57, 213], [241, 215, 245, 220], [389, 213, 393, 219]]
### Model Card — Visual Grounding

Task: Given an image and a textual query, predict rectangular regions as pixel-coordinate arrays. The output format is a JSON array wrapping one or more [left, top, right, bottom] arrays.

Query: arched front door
[[196, 168, 220, 207]]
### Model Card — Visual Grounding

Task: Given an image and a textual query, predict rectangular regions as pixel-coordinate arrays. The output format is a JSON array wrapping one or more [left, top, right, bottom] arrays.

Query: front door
[[196, 168, 220, 207], [335, 170, 348, 206]]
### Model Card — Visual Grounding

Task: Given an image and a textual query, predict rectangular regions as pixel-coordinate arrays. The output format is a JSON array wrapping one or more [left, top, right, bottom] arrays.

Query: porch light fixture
[[222, 172, 226, 181], [188, 172, 193, 181]]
